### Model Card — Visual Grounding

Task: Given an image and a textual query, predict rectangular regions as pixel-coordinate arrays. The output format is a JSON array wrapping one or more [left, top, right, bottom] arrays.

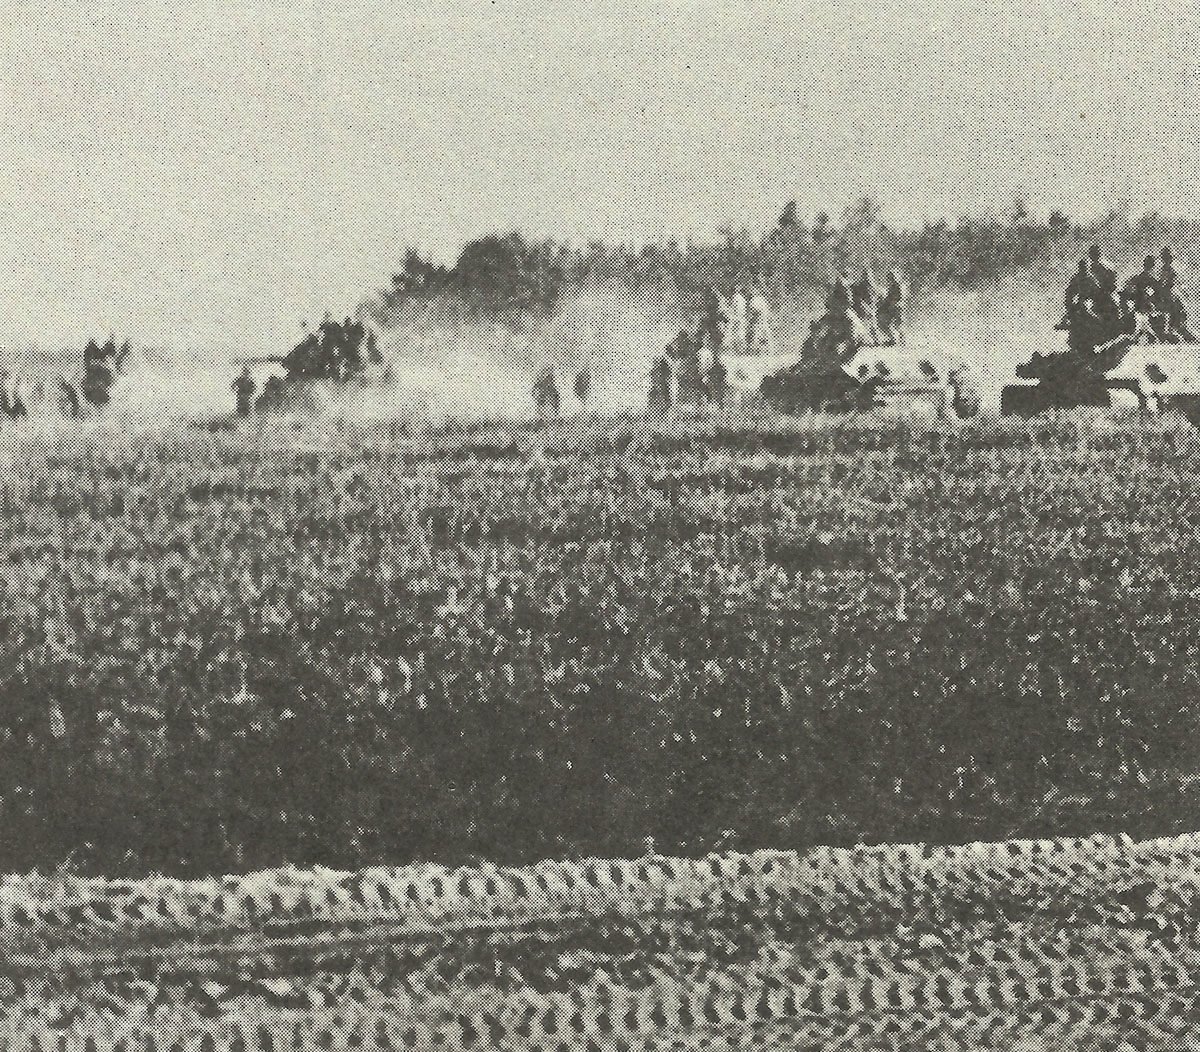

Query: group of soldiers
[[1058, 245, 1196, 347], [233, 316, 382, 416], [703, 281, 776, 358], [649, 326, 727, 410], [530, 280, 777, 417], [648, 280, 777, 411], [798, 267, 906, 369], [826, 267, 906, 347], [646, 268, 908, 411], [532, 367, 592, 418], [0, 339, 128, 420]]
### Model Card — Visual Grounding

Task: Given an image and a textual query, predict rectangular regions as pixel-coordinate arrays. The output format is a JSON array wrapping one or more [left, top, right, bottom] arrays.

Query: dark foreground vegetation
[[2, 408, 1200, 876]]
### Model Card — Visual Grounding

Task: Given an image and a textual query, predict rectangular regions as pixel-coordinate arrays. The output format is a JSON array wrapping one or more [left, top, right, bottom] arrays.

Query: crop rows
[[6, 831, 1200, 1049], [0, 831, 1167, 949], [4, 411, 1200, 873]]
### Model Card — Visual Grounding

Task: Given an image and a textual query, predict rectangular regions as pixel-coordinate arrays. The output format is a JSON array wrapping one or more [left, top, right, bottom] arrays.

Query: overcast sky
[[2, 0, 1200, 350]]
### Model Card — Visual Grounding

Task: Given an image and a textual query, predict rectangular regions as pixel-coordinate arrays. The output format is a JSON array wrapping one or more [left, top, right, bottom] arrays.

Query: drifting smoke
[[86, 287, 700, 425], [111, 352, 244, 420], [904, 276, 1061, 409], [364, 286, 692, 422], [0, 273, 1064, 426]]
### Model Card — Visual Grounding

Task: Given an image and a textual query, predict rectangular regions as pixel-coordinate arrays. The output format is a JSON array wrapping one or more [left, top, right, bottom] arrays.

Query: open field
[[2, 394, 1200, 1049], [0, 405, 1199, 876], [19, 2, 1200, 1042]]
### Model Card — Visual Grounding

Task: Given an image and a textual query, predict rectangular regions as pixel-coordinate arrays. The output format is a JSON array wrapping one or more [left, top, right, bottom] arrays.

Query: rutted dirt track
[[8, 833, 1200, 1050]]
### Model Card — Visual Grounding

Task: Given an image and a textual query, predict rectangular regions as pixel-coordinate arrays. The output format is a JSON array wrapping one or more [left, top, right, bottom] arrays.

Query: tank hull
[[723, 352, 808, 392], [1001, 342, 1200, 420], [758, 343, 980, 418], [999, 380, 1113, 417]]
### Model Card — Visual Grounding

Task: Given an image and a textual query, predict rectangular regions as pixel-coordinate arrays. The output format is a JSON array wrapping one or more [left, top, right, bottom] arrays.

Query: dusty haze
[[3, 0, 1200, 354], [13, 280, 1049, 424]]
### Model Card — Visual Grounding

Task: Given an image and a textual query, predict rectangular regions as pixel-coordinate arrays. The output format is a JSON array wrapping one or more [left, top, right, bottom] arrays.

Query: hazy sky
[[3, 0, 1200, 350]]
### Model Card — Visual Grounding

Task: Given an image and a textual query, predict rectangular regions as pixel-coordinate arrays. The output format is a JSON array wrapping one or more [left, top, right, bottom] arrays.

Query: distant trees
[[390, 250, 450, 298], [841, 196, 882, 235], [363, 201, 1200, 323], [452, 233, 566, 311], [364, 234, 567, 322]]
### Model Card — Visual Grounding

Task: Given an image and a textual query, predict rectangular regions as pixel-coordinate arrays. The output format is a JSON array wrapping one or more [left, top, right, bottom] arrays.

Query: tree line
[[361, 201, 1200, 323]]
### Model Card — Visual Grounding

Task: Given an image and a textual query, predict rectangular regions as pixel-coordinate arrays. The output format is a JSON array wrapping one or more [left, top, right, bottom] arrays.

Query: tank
[[235, 318, 390, 415], [757, 340, 981, 419], [1001, 334, 1200, 423], [1000, 273, 1200, 422]]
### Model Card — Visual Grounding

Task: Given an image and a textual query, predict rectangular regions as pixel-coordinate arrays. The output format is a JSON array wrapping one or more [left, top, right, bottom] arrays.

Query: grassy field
[[0, 404, 1198, 876]]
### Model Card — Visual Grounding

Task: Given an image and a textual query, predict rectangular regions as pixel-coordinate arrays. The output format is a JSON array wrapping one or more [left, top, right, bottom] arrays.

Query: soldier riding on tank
[[1158, 247, 1197, 342], [1058, 259, 1097, 332], [877, 270, 907, 345], [1003, 249, 1200, 419], [851, 266, 882, 344]]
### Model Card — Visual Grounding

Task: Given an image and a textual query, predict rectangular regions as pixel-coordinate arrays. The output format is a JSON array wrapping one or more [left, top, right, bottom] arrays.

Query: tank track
[[7, 833, 1200, 1049]]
